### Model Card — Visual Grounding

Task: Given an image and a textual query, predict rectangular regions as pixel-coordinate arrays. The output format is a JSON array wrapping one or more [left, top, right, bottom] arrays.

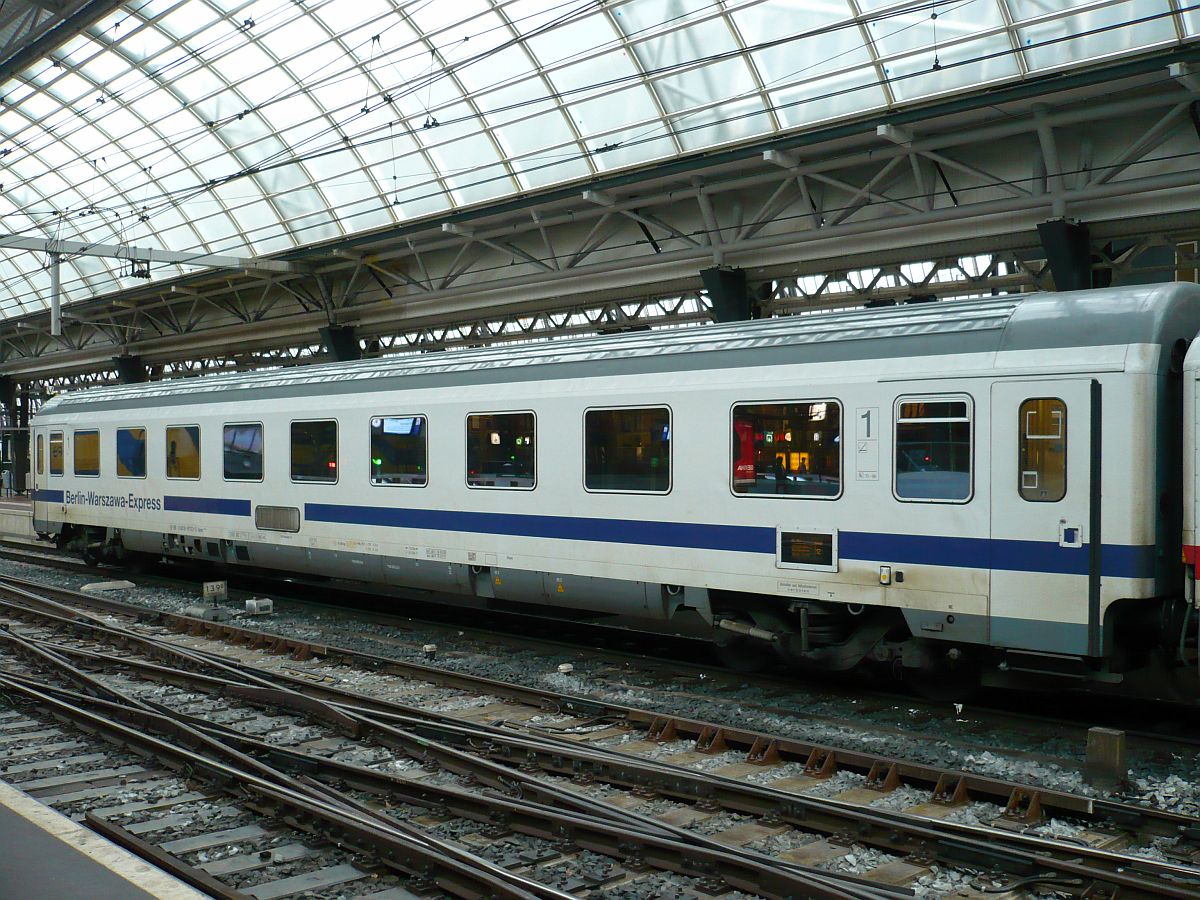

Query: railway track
[[0, 573, 1198, 897], [4, 538, 1194, 767]]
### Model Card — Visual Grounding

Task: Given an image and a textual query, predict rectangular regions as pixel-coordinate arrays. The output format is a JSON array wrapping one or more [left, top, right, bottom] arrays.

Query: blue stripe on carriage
[[304, 502, 773, 554], [838, 532, 1157, 579], [32, 489, 63, 502], [303, 502, 1157, 579], [164, 495, 251, 516]]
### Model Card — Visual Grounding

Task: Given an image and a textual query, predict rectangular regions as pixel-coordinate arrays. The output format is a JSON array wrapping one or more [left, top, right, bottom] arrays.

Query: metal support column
[[318, 325, 362, 362], [1037, 219, 1093, 291], [112, 355, 148, 384], [700, 266, 752, 322], [49, 253, 61, 337]]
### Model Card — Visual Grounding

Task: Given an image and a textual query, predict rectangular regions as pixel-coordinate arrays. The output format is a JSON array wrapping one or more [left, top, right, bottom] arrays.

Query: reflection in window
[[74, 430, 100, 476], [1019, 398, 1066, 502], [116, 428, 146, 478], [371, 415, 427, 486], [467, 412, 535, 489], [585, 407, 670, 492], [224, 423, 263, 481], [895, 399, 972, 501], [166, 426, 201, 479], [49, 432, 63, 475], [36, 434, 44, 476], [291, 420, 337, 483], [732, 401, 841, 497]]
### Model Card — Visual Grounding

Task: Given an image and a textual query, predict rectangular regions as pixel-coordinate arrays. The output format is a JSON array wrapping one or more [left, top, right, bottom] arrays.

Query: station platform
[[0, 779, 206, 899], [0, 494, 35, 541]]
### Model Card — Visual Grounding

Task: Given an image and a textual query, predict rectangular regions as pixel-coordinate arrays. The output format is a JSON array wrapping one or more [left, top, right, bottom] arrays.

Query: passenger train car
[[31, 284, 1200, 697]]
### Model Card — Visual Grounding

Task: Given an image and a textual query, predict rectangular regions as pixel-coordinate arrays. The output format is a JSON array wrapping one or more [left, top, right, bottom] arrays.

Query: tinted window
[[585, 407, 670, 492], [895, 398, 971, 501], [732, 401, 841, 497], [224, 423, 263, 481], [116, 428, 146, 478], [467, 412, 535, 489], [371, 416, 427, 486], [74, 430, 99, 476], [1019, 398, 1066, 502], [166, 426, 201, 479], [36, 434, 44, 476], [291, 420, 337, 482], [49, 432, 63, 476]]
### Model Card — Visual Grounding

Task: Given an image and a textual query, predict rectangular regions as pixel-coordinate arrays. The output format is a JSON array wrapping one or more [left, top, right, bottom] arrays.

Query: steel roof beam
[[0, 235, 294, 274]]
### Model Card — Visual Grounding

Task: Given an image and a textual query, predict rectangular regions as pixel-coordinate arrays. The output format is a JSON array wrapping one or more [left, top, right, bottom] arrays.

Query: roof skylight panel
[[157, 3, 221, 41], [1009, 0, 1177, 71], [769, 64, 888, 127], [75, 45, 130, 85], [511, 146, 593, 189], [883, 31, 1019, 101], [256, 13, 329, 59]]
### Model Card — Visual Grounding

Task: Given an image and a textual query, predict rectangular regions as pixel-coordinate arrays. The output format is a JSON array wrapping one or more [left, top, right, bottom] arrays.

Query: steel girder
[[6, 58, 1200, 385]]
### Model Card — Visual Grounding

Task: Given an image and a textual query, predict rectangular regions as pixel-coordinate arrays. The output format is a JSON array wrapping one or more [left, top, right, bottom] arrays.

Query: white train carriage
[[30, 283, 1200, 690]]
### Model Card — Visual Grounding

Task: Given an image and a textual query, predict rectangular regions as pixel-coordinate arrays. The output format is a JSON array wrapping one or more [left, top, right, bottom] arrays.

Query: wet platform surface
[[0, 780, 204, 899]]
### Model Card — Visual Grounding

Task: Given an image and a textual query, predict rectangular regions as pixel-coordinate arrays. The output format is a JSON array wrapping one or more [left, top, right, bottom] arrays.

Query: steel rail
[[0, 631, 571, 900], [0, 673, 872, 900], [0, 673, 549, 900], [0, 574, 1169, 824], [0, 619, 873, 900], [5, 600, 1199, 899]]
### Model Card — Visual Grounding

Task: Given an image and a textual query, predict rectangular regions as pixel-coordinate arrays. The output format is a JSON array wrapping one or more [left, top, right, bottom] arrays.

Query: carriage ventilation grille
[[255, 505, 300, 533]]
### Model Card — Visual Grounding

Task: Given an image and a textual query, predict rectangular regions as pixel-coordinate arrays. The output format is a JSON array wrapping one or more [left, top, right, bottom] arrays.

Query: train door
[[989, 380, 1098, 656]]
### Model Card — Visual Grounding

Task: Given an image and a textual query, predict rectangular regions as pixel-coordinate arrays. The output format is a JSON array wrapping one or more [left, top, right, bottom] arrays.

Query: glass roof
[[0, 0, 1192, 318]]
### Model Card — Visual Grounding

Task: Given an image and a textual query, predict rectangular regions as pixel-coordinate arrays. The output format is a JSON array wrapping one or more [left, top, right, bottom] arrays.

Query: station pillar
[[319, 325, 362, 362], [1037, 219, 1093, 291], [113, 354, 148, 384], [0, 377, 27, 494], [701, 266, 754, 322]]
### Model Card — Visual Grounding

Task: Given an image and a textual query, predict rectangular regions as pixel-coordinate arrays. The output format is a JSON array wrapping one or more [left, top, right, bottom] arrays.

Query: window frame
[[222, 421, 265, 483], [464, 409, 537, 491], [892, 393, 974, 505], [115, 426, 148, 480], [369, 414, 429, 488], [165, 424, 202, 481], [48, 431, 64, 477], [73, 429, 101, 478], [1018, 396, 1067, 503], [289, 418, 339, 485], [582, 404, 673, 496], [36, 433, 44, 476], [728, 398, 844, 501]]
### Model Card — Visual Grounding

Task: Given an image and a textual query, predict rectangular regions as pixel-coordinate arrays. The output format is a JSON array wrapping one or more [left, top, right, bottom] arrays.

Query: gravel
[[9, 557, 1200, 819]]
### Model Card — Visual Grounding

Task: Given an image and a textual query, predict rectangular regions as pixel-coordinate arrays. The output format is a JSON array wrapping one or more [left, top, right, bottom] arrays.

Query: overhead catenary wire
[[0, 0, 1194, 304]]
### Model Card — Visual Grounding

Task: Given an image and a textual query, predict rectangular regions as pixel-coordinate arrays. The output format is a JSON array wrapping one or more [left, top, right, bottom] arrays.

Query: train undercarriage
[[48, 522, 1200, 702]]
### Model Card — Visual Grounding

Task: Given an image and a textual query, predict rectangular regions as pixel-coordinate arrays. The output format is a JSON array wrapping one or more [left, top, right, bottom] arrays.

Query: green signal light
[[372, 458, 382, 465]]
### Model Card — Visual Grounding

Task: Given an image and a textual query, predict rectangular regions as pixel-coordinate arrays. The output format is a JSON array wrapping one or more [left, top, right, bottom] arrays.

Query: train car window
[[894, 397, 972, 502], [74, 430, 100, 477], [370, 415, 427, 486], [116, 428, 147, 478], [585, 407, 671, 493], [224, 423, 264, 482], [731, 401, 841, 498], [36, 434, 44, 476], [49, 432, 63, 476], [291, 420, 338, 483], [466, 412, 535, 489], [1019, 398, 1066, 502], [165, 425, 201, 480]]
